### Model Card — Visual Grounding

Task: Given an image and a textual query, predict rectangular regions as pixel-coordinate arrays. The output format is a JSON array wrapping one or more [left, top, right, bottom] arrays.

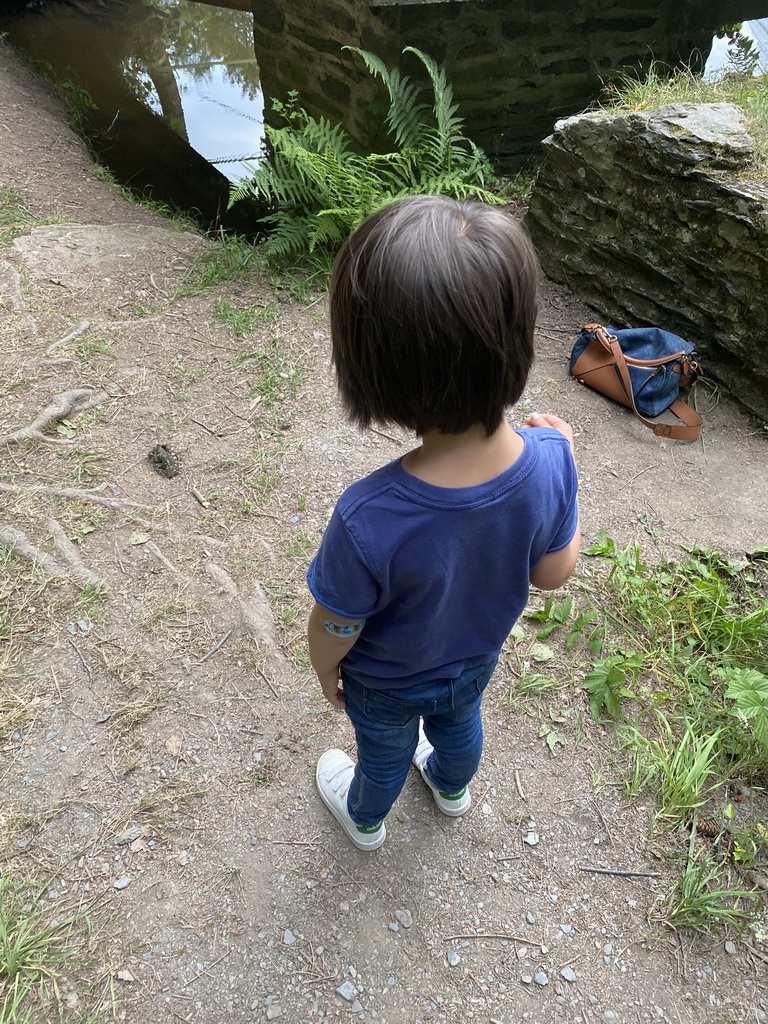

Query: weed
[[105, 688, 166, 734], [285, 532, 319, 560], [175, 232, 259, 296], [232, 335, 309, 408], [72, 330, 117, 359], [0, 188, 32, 249], [0, 877, 88, 1020], [213, 298, 280, 335], [663, 820, 761, 930]]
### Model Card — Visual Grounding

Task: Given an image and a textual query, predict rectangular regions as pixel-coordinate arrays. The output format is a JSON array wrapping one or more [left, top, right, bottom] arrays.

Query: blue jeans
[[340, 659, 497, 826]]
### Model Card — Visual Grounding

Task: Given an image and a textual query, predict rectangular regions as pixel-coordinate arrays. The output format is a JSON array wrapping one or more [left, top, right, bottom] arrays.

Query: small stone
[[446, 950, 461, 967], [523, 831, 539, 846], [560, 967, 577, 982], [282, 930, 296, 945], [114, 827, 142, 846], [113, 876, 132, 890], [560, 924, 573, 935], [604, 1013, 616, 1020], [335, 981, 358, 1001], [534, 971, 549, 986], [724, 940, 738, 955], [351, 1001, 363, 1014], [395, 909, 413, 928], [526, 911, 536, 924], [589, 995, 599, 1005], [603, 943, 613, 955], [388, 923, 399, 932], [16, 839, 29, 849], [266, 1006, 283, 1020], [521, 974, 533, 985]]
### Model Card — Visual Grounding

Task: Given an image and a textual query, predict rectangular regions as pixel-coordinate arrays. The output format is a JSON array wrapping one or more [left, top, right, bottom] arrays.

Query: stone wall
[[250, 0, 750, 168], [525, 103, 768, 419]]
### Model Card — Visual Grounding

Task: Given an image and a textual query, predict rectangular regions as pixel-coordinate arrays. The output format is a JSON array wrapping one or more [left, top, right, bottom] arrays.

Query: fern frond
[[345, 46, 428, 151]]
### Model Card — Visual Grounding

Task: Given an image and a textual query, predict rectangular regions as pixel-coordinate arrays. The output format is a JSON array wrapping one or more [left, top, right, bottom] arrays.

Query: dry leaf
[[164, 735, 182, 756], [116, 969, 135, 983]]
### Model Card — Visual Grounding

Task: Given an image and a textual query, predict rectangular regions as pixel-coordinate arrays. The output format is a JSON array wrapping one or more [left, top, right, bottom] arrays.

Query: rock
[[113, 876, 132, 890], [114, 827, 143, 846], [527, 102, 768, 419], [560, 924, 573, 935], [724, 940, 738, 955], [266, 1006, 283, 1020], [526, 911, 536, 924], [446, 950, 461, 967], [335, 981, 358, 1001], [560, 967, 577, 982], [534, 971, 549, 986], [523, 831, 539, 846], [521, 974, 533, 984], [395, 909, 413, 928], [351, 1001, 363, 1013], [282, 930, 296, 945]]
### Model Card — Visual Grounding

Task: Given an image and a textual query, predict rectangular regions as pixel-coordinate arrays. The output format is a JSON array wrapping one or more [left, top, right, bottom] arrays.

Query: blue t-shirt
[[307, 428, 578, 688]]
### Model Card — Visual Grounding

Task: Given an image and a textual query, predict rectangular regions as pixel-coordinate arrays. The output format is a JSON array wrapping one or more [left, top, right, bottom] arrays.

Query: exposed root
[[0, 387, 108, 446], [0, 521, 104, 588], [45, 319, 91, 354], [0, 482, 148, 511], [46, 518, 104, 587], [206, 562, 277, 647]]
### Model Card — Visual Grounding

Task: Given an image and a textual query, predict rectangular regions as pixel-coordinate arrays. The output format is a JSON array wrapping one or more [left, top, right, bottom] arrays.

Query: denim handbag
[[570, 323, 703, 440]]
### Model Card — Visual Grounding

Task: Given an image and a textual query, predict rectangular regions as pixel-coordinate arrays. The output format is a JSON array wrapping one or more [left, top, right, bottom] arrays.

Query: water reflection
[[0, 0, 266, 231]]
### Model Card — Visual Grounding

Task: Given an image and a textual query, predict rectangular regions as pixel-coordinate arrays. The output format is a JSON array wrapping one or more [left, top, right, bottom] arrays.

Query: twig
[[443, 932, 544, 945], [370, 427, 402, 444], [744, 941, 768, 965], [67, 638, 92, 681], [191, 418, 222, 438], [514, 769, 526, 801], [181, 949, 230, 988], [590, 799, 614, 847], [256, 666, 279, 698], [46, 319, 90, 354], [198, 630, 232, 664], [190, 487, 209, 508], [579, 866, 659, 878]]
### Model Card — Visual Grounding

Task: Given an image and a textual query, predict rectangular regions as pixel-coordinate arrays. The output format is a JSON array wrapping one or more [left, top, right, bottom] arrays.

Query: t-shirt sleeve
[[307, 507, 381, 619], [541, 434, 579, 554]]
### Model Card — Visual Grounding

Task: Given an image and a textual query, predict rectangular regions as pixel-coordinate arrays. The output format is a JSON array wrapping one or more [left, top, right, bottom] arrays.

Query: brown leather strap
[[598, 327, 703, 442]]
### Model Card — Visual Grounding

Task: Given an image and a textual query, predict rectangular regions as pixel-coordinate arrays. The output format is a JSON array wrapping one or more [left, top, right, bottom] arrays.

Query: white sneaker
[[316, 749, 386, 850], [413, 724, 471, 817]]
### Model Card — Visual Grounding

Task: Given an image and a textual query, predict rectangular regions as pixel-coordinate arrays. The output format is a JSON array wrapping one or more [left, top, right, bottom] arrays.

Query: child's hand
[[522, 412, 575, 452], [318, 669, 346, 711]]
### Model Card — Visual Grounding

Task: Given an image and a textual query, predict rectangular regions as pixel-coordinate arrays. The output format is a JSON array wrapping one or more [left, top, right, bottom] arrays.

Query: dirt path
[[2, 43, 768, 1024]]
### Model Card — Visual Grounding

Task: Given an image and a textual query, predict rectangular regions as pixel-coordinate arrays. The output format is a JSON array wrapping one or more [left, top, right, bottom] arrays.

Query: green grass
[[0, 189, 33, 249], [604, 61, 768, 171], [0, 877, 90, 1022], [520, 536, 768, 930]]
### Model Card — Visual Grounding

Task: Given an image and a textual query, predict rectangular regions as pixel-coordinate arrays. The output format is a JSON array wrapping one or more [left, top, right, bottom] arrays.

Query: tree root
[[0, 521, 104, 588], [0, 482, 148, 511], [45, 320, 90, 354], [0, 387, 108, 446]]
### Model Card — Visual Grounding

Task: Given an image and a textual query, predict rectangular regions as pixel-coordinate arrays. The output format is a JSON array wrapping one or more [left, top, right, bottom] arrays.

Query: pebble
[[603, 943, 613, 955], [266, 1006, 283, 1020], [351, 1001, 363, 1013], [282, 930, 296, 945], [113, 876, 132, 890], [724, 940, 738, 955], [336, 981, 358, 1001], [560, 967, 577, 982], [560, 924, 573, 935], [521, 974, 533, 985], [526, 911, 536, 924], [534, 971, 549, 986], [395, 909, 413, 928], [604, 1013, 616, 1020], [388, 923, 399, 932], [523, 831, 540, 846], [446, 951, 461, 967], [114, 827, 142, 846]]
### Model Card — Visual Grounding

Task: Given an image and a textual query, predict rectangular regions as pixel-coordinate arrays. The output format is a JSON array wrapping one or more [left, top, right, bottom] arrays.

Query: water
[[1, 0, 755, 232]]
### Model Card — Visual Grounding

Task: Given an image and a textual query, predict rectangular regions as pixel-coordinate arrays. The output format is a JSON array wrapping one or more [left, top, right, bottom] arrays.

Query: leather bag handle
[[591, 325, 703, 441]]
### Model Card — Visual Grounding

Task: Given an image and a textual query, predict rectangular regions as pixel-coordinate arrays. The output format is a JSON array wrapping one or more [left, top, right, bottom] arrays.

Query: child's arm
[[307, 602, 364, 710], [523, 412, 581, 591]]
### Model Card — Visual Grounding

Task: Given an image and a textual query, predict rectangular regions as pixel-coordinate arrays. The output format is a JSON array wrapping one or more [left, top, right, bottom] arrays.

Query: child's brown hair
[[330, 194, 539, 436]]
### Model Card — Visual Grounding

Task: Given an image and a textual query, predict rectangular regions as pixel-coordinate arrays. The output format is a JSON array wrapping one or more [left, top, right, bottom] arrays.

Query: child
[[307, 195, 580, 850]]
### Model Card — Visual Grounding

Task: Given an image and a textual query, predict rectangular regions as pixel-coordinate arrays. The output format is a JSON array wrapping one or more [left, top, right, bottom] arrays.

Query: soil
[[2, 42, 768, 1024]]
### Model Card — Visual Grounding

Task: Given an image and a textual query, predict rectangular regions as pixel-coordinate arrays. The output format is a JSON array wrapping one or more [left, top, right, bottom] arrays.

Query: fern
[[229, 49, 501, 260]]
